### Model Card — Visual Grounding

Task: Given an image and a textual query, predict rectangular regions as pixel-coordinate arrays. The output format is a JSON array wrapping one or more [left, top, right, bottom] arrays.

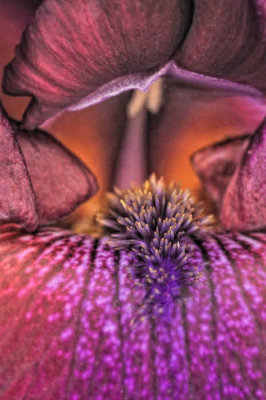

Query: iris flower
[[0, 0, 266, 399]]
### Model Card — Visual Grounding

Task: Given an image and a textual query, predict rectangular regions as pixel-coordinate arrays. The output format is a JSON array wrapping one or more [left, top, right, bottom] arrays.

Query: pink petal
[[0, 105, 97, 231], [3, 0, 191, 128], [0, 106, 38, 231], [0, 224, 266, 399], [16, 125, 98, 226], [191, 134, 251, 205], [221, 119, 266, 230], [174, 0, 266, 92]]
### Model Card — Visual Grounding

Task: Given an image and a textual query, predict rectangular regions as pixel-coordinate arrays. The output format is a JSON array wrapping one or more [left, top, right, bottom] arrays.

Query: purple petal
[[191, 134, 251, 205], [221, 119, 266, 230], [0, 105, 97, 231], [3, 0, 191, 128], [174, 0, 266, 92], [0, 224, 266, 399]]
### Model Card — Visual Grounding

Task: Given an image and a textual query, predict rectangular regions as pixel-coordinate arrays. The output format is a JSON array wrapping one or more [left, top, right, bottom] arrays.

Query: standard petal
[[191, 134, 251, 205], [3, 0, 192, 128], [174, 0, 266, 92], [15, 125, 98, 225], [221, 119, 266, 230], [0, 224, 266, 399]]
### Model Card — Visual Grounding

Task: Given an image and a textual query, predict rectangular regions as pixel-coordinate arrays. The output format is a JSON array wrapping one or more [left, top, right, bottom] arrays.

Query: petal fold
[[0, 105, 97, 231], [16, 125, 98, 226], [221, 119, 266, 230], [3, 0, 191, 128], [175, 0, 266, 92], [0, 106, 38, 230], [191, 134, 251, 205], [145, 81, 265, 184]]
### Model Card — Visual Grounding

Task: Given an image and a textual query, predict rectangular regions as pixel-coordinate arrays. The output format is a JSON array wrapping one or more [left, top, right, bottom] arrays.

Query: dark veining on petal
[[211, 235, 264, 398], [0, 237, 71, 357], [180, 301, 194, 399], [190, 235, 224, 399], [66, 238, 99, 397], [149, 317, 159, 400], [113, 251, 128, 400], [213, 235, 264, 332], [233, 232, 266, 270], [0, 225, 266, 398]]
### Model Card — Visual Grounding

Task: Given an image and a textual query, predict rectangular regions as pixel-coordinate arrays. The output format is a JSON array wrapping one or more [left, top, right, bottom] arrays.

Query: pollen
[[98, 174, 212, 317]]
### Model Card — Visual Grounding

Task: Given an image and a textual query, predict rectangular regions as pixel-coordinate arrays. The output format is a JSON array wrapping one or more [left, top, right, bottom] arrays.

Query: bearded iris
[[0, 1, 266, 399]]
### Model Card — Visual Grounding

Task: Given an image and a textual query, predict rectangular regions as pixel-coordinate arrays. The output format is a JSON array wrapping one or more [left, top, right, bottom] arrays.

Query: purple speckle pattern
[[0, 224, 266, 399]]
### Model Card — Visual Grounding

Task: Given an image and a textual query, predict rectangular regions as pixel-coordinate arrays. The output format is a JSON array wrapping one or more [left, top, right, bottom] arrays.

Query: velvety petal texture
[[221, 119, 266, 230], [191, 134, 251, 205], [0, 107, 37, 230], [174, 0, 266, 92], [3, 0, 191, 128], [0, 105, 97, 231], [0, 223, 266, 399], [3, 0, 265, 129]]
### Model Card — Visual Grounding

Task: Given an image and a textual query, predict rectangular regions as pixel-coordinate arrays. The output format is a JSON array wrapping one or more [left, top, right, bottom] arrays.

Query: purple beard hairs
[[1, 0, 266, 231], [98, 174, 213, 318], [0, 177, 266, 399]]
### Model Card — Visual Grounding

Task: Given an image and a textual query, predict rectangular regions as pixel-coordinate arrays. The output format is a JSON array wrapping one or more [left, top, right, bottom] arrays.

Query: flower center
[[98, 174, 212, 318]]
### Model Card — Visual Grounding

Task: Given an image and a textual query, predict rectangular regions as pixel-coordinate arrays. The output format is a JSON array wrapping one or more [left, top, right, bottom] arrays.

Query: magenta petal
[[175, 0, 266, 92], [221, 119, 266, 230], [16, 126, 98, 225], [0, 106, 38, 231], [191, 134, 251, 205], [3, 0, 191, 128], [0, 224, 266, 399]]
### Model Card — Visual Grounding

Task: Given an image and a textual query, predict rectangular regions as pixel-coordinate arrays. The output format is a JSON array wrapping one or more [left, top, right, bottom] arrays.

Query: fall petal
[[3, 0, 191, 128], [221, 119, 266, 230], [0, 224, 266, 399], [16, 126, 98, 226], [175, 0, 266, 92], [191, 134, 251, 205]]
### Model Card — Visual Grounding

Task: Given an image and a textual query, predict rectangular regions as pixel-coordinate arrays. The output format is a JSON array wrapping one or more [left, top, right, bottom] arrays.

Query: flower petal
[[221, 119, 266, 230], [0, 105, 97, 231], [174, 0, 266, 92], [3, 0, 191, 128], [0, 106, 38, 230], [16, 125, 98, 226], [145, 81, 265, 185], [0, 224, 266, 399], [191, 134, 251, 205]]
